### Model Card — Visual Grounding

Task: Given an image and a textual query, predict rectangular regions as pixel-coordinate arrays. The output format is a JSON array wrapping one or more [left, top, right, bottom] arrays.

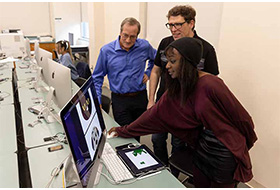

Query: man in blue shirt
[[92, 17, 156, 142]]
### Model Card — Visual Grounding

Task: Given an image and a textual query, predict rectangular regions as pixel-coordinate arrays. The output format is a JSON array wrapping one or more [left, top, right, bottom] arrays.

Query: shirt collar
[[114, 35, 140, 51], [193, 30, 198, 38]]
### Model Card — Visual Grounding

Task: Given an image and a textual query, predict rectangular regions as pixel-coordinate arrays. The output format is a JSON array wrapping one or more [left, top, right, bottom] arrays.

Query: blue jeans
[[152, 132, 185, 165]]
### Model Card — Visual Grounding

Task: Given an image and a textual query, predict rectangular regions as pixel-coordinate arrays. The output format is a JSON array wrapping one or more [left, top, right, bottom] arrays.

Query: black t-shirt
[[154, 31, 219, 101]]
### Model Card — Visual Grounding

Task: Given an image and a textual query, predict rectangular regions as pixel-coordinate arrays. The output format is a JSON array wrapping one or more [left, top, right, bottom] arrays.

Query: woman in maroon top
[[108, 37, 257, 187]]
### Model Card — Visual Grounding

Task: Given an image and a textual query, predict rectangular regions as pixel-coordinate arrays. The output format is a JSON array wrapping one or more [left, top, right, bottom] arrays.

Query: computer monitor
[[47, 58, 72, 109], [37, 48, 52, 86], [34, 40, 40, 64], [0, 33, 25, 58], [24, 38, 31, 59], [69, 33, 74, 46], [60, 76, 106, 188]]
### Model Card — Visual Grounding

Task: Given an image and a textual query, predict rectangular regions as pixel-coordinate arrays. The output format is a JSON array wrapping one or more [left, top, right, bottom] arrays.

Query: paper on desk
[[0, 57, 19, 64]]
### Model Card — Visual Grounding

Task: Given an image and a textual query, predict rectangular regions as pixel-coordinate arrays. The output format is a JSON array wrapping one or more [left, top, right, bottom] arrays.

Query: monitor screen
[[47, 58, 72, 109], [38, 48, 52, 86], [60, 76, 106, 187]]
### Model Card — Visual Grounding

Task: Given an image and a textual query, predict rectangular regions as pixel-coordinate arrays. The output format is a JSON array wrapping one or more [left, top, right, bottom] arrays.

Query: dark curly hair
[[167, 5, 196, 30]]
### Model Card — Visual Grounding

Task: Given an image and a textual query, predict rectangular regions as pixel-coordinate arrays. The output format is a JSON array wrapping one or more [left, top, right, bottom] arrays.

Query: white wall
[[0, 2, 51, 36], [218, 3, 280, 187], [104, 2, 141, 43], [0, 2, 82, 43], [81, 2, 89, 23], [52, 2, 81, 43], [146, 2, 223, 50]]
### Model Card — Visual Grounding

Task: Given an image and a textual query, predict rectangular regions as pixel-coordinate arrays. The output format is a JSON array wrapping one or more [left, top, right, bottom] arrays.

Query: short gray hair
[[120, 17, 141, 35]]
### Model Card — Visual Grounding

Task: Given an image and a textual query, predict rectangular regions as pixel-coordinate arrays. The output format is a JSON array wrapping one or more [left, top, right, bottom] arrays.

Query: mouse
[[107, 131, 117, 139]]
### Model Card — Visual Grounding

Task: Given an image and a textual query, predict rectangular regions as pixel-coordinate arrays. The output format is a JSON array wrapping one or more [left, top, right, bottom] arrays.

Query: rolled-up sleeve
[[144, 44, 156, 77]]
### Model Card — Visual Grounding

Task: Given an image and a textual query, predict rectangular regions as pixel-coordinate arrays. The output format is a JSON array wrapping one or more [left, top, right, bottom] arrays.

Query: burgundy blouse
[[116, 75, 257, 182]]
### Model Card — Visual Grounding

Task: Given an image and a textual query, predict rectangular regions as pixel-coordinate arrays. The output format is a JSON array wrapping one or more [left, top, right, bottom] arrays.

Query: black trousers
[[111, 90, 148, 142]]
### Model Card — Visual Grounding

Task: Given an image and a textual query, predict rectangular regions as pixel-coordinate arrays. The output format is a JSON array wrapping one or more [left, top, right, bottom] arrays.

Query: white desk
[[0, 153, 19, 187], [0, 60, 14, 71], [26, 109, 184, 188], [0, 80, 13, 106], [28, 143, 70, 188], [0, 105, 17, 153], [17, 81, 65, 148], [0, 105, 19, 187], [16, 78, 78, 149], [0, 61, 13, 106], [0, 66, 13, 78], [15, 67, 37, 81]]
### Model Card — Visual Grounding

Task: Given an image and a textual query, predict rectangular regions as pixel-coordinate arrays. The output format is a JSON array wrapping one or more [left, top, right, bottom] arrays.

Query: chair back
[[76, 62, 91, 79], [169, 146, 194, 179]]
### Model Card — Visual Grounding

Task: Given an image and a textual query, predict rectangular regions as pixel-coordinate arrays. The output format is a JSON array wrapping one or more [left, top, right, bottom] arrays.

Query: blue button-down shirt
[[92, 36, 156, 103]]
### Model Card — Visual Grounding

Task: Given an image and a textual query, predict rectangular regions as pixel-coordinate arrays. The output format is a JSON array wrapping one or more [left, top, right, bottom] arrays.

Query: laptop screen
[[60, 76, 106, 187]]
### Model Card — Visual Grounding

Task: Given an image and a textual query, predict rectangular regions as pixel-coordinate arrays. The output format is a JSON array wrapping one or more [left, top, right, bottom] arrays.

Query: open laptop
[[60, 76, 106, 187]]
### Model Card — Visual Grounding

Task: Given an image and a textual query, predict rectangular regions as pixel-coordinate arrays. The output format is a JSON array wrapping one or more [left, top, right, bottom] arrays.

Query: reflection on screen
[[125, 148, 158, 170]]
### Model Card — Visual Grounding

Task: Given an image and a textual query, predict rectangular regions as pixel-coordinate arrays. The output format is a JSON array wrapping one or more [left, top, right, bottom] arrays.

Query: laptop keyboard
[[102, 142, 134, 182]]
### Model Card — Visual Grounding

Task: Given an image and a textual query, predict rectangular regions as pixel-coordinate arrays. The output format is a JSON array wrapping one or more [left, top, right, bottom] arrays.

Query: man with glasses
[[147, 5, 219, 174], [92, 17, 156, 142]]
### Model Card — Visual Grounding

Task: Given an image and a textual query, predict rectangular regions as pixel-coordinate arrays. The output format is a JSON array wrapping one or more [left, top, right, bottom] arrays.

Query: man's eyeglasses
[[165, 21, 187, 30], [121, 33, 137, 40]]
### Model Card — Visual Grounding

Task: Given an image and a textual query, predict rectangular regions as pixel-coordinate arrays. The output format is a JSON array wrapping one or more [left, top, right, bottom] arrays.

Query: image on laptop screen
[[60, 76, 106, 187]]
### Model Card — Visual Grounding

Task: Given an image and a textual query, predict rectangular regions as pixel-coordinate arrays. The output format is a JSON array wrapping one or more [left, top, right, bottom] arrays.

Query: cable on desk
[[14, 80, 33, 92], [26, 142, 56, 151], [54, 132, 67, 144], [15, 109, 25, 139], [62, 166, 65, 188], [36, 103, 62, 126], [45, 154, 71, 188], [165, 166, 171, 172], [0, 63, 8, 70], [0, 77, 10, 83], [17, 138, 25, 146], [46, 132, 67, 144], [0, 91, 11, 101]]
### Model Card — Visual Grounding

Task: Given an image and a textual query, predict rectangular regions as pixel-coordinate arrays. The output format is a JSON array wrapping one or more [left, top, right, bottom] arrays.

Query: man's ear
[[189, 20, 195, 29]]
